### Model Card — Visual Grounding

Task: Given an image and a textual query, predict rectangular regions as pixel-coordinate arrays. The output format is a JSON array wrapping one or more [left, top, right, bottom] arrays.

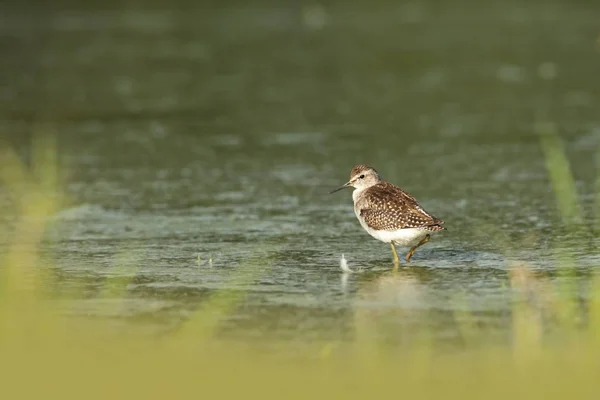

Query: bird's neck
[[352, 186, 367, 203]]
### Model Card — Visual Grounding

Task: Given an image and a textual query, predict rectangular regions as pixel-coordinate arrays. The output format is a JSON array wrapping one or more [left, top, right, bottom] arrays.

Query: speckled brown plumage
[[356, 181, 444, 232]]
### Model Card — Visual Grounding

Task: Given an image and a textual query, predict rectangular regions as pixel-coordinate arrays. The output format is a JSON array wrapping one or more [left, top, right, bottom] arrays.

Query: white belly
[[366, 225, 428, 246]]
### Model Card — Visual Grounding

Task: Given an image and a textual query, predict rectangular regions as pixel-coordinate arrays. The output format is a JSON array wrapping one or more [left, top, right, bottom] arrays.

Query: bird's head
[[329, 165, 381, 193]]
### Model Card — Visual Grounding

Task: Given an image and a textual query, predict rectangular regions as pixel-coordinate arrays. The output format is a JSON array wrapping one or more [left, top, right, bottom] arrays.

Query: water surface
[[1, 0, 599, 346]]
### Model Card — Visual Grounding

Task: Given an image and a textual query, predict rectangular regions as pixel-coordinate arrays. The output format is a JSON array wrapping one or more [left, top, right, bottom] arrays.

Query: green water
[[1, 0, 599, 344]]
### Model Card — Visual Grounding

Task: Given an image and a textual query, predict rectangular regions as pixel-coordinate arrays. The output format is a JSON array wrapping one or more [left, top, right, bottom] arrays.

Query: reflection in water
[[352, 267, 435, 347], [349, 261, 582, 349], [357, 267, 428, 308]]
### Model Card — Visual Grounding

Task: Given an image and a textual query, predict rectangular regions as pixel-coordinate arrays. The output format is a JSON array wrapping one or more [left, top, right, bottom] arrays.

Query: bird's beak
[[329, 181, 351, 194]]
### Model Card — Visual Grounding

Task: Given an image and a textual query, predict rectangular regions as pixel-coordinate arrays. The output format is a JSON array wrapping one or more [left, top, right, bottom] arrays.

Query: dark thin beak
[[329, 182, 351, 194]]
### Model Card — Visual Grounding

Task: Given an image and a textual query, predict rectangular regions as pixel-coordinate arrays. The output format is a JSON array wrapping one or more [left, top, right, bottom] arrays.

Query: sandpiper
[[330, 165, 445, 264]]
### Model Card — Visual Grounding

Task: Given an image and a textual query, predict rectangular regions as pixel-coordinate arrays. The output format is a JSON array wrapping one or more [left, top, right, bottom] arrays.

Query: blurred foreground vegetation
[[1, 129, 599, 399]]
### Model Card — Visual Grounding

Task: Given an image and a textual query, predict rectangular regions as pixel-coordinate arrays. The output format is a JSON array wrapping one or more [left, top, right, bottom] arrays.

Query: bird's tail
[[429, 219, 446, 231]]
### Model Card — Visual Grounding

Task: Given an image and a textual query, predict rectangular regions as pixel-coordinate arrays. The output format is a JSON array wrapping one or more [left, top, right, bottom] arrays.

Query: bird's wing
[[359, 182, 444, 231], [360, 208, 440, 231]]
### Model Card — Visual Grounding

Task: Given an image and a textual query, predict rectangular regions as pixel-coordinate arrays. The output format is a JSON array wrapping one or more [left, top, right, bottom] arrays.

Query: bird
[[330, 164, 444, 264]]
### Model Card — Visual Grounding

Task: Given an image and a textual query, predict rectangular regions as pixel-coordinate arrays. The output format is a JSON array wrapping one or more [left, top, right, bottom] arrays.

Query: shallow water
[[1, 0, 599, 345]]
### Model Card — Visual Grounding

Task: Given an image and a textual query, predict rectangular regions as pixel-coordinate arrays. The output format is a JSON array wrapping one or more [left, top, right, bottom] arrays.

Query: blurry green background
[[1, 0, 599, 355]]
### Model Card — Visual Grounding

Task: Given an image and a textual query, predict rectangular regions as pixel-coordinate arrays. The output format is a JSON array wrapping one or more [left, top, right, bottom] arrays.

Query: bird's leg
[[405, 234, 431, 263], [390, 242, 400, 266]]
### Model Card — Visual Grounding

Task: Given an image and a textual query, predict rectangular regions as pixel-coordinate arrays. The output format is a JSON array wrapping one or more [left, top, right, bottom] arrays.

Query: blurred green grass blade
[[596, 145, 600, 226], [32, 131, 59, 193], [0, 138, 32, 203], [89, 249, 145, 319], [537, 122, 583, 328], [537, 122, 582, 226], [99, 250, 143, 299], [0, 132, 60, 301], [176, 250, 275, 340]]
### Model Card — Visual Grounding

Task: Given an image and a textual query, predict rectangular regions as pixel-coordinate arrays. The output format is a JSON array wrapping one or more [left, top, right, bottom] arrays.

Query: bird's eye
[[359, 174, 365, 179]]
